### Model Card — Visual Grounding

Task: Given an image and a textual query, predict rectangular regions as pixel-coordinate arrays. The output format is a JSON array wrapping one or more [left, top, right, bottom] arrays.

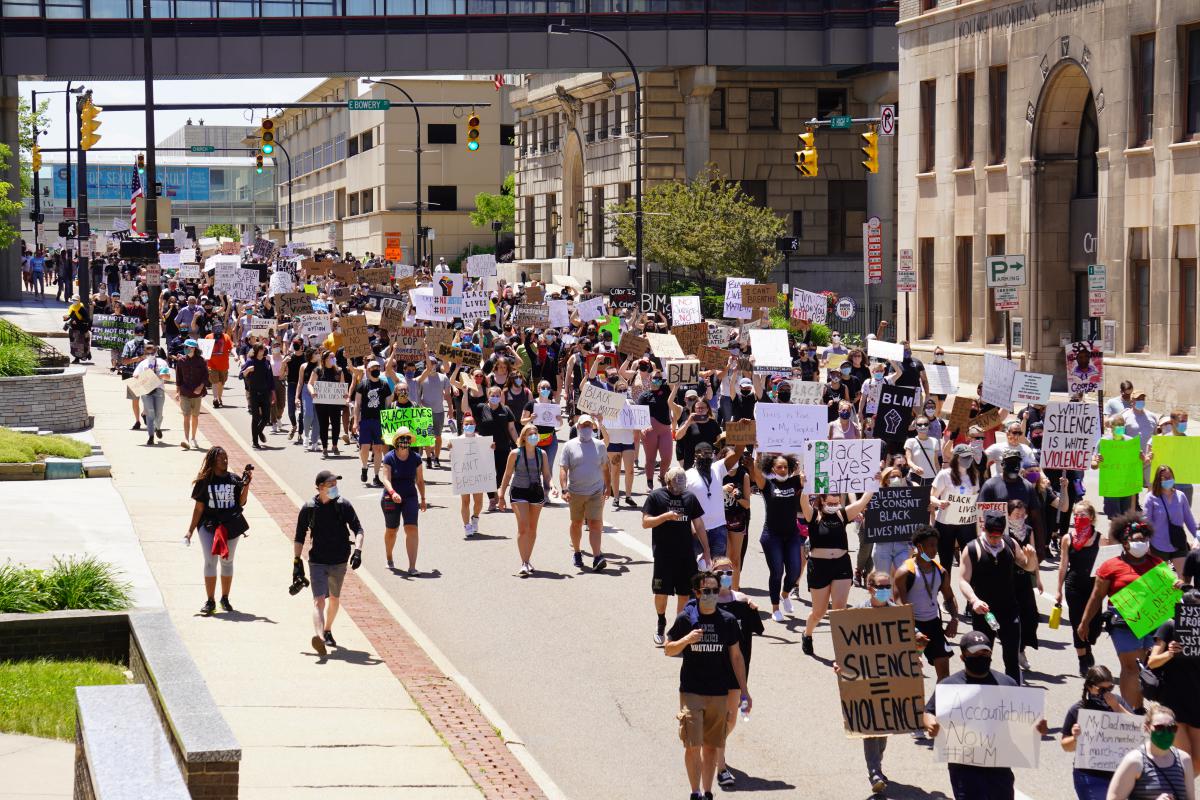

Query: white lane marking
[[608, 529, 653, 560], [1016, 790, 1037, 800], [204, 405, 570, 800]]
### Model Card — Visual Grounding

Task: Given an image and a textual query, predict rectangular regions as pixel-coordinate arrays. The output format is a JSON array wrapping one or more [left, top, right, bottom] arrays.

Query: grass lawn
[[0, 659, 129, 740], [0, 427, 92, 465]]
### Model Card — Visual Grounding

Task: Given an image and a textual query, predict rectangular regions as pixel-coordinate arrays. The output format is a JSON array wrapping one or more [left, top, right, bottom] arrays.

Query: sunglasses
[[915, 424, 929, 430], [872, 584, 892, 590], [396, 440, 412, 447], [715, 570, 734, 577], [699, 588, 719, 596], [1152, 723, 1178, 733]]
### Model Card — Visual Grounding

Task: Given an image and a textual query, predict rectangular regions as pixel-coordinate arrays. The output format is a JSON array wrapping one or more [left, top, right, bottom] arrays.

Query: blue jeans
[[760, 526, 802, 606], [300, 386, 318, 446], [141, 388, 165, 438], [695, 525, 728, 560], [1072, 770, 1111, 800], [947, 764, 1014, 799], [872, 541, 910, 575]]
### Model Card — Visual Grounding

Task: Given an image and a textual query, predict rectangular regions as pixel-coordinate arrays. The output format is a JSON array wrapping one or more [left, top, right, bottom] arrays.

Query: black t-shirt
[[761, 475, 802, 536], [1061, 697, 1135, 778], [679, 417, 721, 460], [357, 378, 391, 421], [1154, 618, 1200, 725], [895, 357, 926, 388], [637, 387, 672, 426], [190, 473, 246, 533], [730, 390, 757, 421], [718, 597, 764, 686], [294, 496, 364, 565], [643, 487, 704, 556], [285, 352, 306, 384], [667, 601, 741, 696], [1184, 550, 1200, 588]]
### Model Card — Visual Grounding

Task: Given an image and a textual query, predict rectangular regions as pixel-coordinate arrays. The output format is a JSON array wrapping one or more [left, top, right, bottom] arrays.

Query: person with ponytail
[[1059, 665, 1135, 800]]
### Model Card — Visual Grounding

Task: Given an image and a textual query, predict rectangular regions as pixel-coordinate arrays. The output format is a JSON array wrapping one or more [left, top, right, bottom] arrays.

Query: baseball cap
[[983, 514, 1007, 532], [738, 377, 753, 388], [576, 414, 596, 428], [694, 442, 715, 456], [367, 360, 381, 369], [959, 630, 993, 654], [183, 338, 198, 349], [952, 443, 973, 459], [314, 470, 341, 486]]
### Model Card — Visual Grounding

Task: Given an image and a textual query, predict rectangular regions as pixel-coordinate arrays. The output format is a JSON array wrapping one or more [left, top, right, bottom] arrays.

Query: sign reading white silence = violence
[[863, 485, 932, 543], [830, 605, 925, 736]]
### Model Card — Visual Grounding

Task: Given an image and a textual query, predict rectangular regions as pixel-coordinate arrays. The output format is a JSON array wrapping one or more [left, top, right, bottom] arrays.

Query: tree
[[18, 96, 51, 201], [0, 144, 26, 249], [203, 223, 241, 240], [469, 172, 515, 233], [609, 164, 785, 283]]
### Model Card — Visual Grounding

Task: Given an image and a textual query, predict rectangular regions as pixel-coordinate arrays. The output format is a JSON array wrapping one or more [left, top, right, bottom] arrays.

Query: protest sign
[[159, 252, 182, 271], [439, 344, 482, 368], [179, 247, 197, 264], [462, 290, 490, 322], [276, 292, 313, 319], [699, 346, 728, 373], [618, 333, 651, 360], [646, 333, 685, 360], [410, 289, 443, 321], [466, 253, 497, 277], [143, 266, 163, 289], [312, 380, 347, 405], [947, 396, 974, 437], [925, 364, 959, 397], [598, 316, 621, 346], [725, 419, 757, 447], [1065, 342, 1103, 394], [450, 435, 498, 495], [1073, 710, 1145, 772], [126, 370, 163, 397], [424, 328, 455, 354], [791, 289, 827, 324], [874, 384, 916, 442], [934, 684, 1044, 769], [392, 327, 426, 357], [196, 339, 215, 360], [228, 267, 260, 302], [119, 279, 136, 304], [666, 360, 700, 385], [830, 605, 925, 736], [381, 407, 435, 446], [269, 271, 293, 296], [1041, 402, 1101, 470], [867, 338, 904, 362], [671, 296, 702, 325], [548, 300, 570, 329], [523, 284, 545, 304], [395, 275, 417, 292], [514, 304, 551, 327], [673, 323, 708, 357], [577, 296, 606, 322], [1111, 562, 1183, 638], [393, 263, 415, 280], [803, 438, 882, 495], [708, 324, 734, 348], [532, 403, 560, 428], [864, 485, 932, 543], [1175, 604, 1200, 658], [749, 329, 791, 371], [340, 316, 373, 359], [610, 402, 651, 431], [740, 283, 778, 308], [1098, 437, 1143, 497], [972, 406, 1006, 432], [304, 284, 318, 296], [1011, 372, 1053, 405], [977, 501, 1008, 524], [380, 304, 409, 333], [723, 277, 754, 319], [789, 380, 825, 406], [298, 313, 333, 342], [90, 314, 140, 349], [358, 267, 390, 286], [755, 404, 827, 454], [1150, 435, 1200, 485], [982, 354, 1017, 410], [577, 383, 627, 419], [179, 262, 200, 280], [942, 493, 979, 526]]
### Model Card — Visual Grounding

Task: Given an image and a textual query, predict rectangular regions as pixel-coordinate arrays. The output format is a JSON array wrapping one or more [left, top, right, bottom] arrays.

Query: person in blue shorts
[[353, 359, 393, 486], [379, 427, 427, 575]]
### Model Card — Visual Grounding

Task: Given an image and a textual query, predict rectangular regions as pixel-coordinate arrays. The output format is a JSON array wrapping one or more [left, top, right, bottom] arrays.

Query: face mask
[[1134, 400, 1146, 411], [578, 427, 594, 442], [715, 572, 733, 590], [920, 551, 934, 563], [540, 388, 551, 398], [971, 441, 984, 454], [140, 294, 148, 302], [514, 378, 523, 386], [326, 359, 336, 367], [1025, 470, 1040, 484], [475, 376, 485, 385], [1009, 521, 1027, 541], [1113, 426, 1126, 438], [697, 595, 718, 614], [652, 378, 664, 388], [888, 478, 906, 488], [840, 366, 851, 375], [464, 424, 476, 434], [925, 406, 936, 416], [1127, 540, 1150, 558], [823, 504, 842, 515], [696, 456, 713, 469], [1074, 516, 1092, 533], [326, 486, 340, 499], [1178, 423, 1189, 433], [839, 410, 851, 420], [740, 387, 752, 396], [369, 370, 381, 378], [777, 391, 791, 402], [963, 655, 992, 675], [873, 587, 892, 603], [1150, 728, 1177, 750], [1163, 478, 1176, 490], [526, 435, 539, 446], [488, 396, 500, 406], [462, 336, 472, 344]]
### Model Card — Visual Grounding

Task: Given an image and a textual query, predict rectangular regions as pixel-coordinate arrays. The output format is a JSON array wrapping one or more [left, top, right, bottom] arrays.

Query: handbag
[[1137, 658, 1162, 702]]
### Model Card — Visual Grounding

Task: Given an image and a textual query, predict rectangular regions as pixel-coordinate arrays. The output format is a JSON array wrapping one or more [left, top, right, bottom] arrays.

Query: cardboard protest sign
[[90, 314, 140, 349], [981, 354, 1017, 410], [740, 283, 778, 308], [1065, 342, 1103, 394], [723, 277, 754, 319], [934, 684, 1045, 769], [1111, 562, 1183, 638], [532, 403, 560, 428], [725, 419, 757, 447], [671, 296, 702, 325], [466, 253, 497, 277], [391, 327, 425, 357], [791, 289, 827, 324], [424, 327, 455, 354], [312, 380, 347, 405], [358, 267, 391, 286], [926, 364, 959, 397], [646, 333, 685, 360], [874, 384, 916, 442], [942, 493, 979, 526], [1174, 604, 1200, 659], [864, 485, 932, 543], [381, 407, 435, 446], [976, 501, 1007, 524], [298, 313, 333, 342], [619, 333, 651, 360], [462, 290, 490, 322], [548, 300, 570, 329], [577, 383, 627, 419], [328, 262, 353, 284], [450, 435, 498, 495], [749, 329, 790, 371], [1098, 437, 1143, 497], [830, 605, 925, 736], [947, 396, 974, 437], [803, 438, 882, 495], [609, 402, 651, 431], [126, 370, 163, 397], [1073, 710, 1146, 772], [755, 403, 827, 454], [1011, 372, 1053, 405], [524, 284, 545, 304], [972, 406, 1006, 432], [514, 304, 551, 327], [340, 315, 373, 359], [380, 304, 410, 333], [438, 343, 482, 368], [789, 380, 824, 406], [699, 346, 728, 373], [666, 360, 700, 385], [1041, 402, 1100, 470], [673, 323, 708, 357], [1150, 435, 1200, 485]]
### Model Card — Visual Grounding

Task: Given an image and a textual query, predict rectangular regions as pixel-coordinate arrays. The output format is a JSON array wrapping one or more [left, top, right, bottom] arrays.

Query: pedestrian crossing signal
[[466, 114, 480, 151], [796, 131, 817, 177], [861, 127, 879, 174]]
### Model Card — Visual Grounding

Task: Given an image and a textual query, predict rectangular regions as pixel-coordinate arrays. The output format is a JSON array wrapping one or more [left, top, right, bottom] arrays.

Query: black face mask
[[963, 655, 992, 676], [696, 456, 713, 469], [777, 391, 791, 402], [740, 388, 752, 396], [1003, 461, 1021, 480], [369, 370, 381, 379]]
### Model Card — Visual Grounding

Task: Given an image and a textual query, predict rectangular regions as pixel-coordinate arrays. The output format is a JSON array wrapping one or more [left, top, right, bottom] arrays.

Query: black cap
[[983, 514, 1007, 532], [315, 470, 341, 486]]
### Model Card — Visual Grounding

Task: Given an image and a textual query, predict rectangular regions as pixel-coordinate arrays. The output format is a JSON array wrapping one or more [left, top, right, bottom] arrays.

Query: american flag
[[493, 74, 505, 91], [130, 166, 143, 235]]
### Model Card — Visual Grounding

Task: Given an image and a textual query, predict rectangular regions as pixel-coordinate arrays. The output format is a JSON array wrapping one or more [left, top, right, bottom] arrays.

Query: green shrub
[[38, 556, 132, 612], [0, 428, 92, 464], [0, 659, 129, 740], [0, 342, 37, 377], [0, 563, 49, 613]]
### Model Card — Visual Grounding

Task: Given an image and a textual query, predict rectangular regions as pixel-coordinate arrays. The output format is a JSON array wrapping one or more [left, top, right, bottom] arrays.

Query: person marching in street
[[1147, 589, 1200, 760], [239, 342, 275, 450], [449, 413, 487, 539], [1054, 500, 1105, 677], [379, 427, 427, 574], [749, 453, 806, 624], [559, 414, 611, 572], [416, 355, 452, 469], [173, 338, 207, 450], [186, 447, 252, 615], [132, 339, 171, 447], [1143, 464, 1197, 574], [646, 465, 711, 646], [499, 422, 552, 575], [685, 442, 743, 563], [309, 348, 348, 459], [119, 324, 148, 431], [958, 512, 1030, 684], [64, 294, 91, 364], [1106, 703, 1195, 800], [711, 555, 762, 790], [894, 524, 959, 682], [204, 320, 234, 409], [1059, 664, 1136, 800], [294, 470, 364, 657], [1005, 499, 1043, 674], [722, 447, 753, 592], [353, 359, 392, 487]]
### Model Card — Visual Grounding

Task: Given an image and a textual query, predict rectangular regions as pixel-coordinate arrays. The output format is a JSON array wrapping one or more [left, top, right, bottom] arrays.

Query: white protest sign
[[1041, 402, 1101, 471], [1091, 544, 1124, 577], [1073, 710, 1144, 772], [645, 332, 685, 360], [723, 277, 754, 319], [755, 403, 827, 454], [749, 329, 791, 370], [803, 438, 882, 494], [450, 435, 498, 495], [982, 353, 1018, 410], [195, 339, 215, 360], [1010, 371, 1053, 404], [790, 380, 825, 405], [609, 402, 651, 431], [926, 364, 960, 397], [577, 296, 607, 322], [229, 267, 260, 302], [126, 369, 163, 397], [548, 300, 570, 329], [433, 272, 464, 296], [210, 256, 240, 294], [269, 271, 294, 297], [111, 216, 129, 232], [942, 493, 979, 526], [144, 266, 162, 288], [577, 382, 627, 419], [312, 380, 347, 405], [791, 289, 827, 324], [532, 403, 560, 428], [179, 262, 200, 280], [158, 252, 181, 271], [119, 280, 137, 304], [411, 288, 452, 322], [465, 253, 497, 278], [393, 263, 415, 280], [462, 290, 490, 322], [934, 683, 1045, 769], [179, 248, 198, 264], [867, 338, 905, 362], [671, 296, 702, 326], [298, 313, 333, 342]]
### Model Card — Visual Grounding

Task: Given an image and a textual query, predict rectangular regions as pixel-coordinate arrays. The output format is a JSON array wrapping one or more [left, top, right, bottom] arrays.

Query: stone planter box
[[0, 365, 91, 432], [0, 462, 45, 480]]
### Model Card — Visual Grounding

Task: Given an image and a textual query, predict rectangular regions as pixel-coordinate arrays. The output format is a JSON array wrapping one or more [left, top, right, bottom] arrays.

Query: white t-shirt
[[686, 459, 730, 531], [904, 435, 940, 478], [983, 442, 1036, 478], [931, 468, 978, 525]]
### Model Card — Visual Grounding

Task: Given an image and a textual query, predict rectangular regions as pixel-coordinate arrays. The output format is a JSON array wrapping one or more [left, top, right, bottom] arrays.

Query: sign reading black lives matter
[[830, 605, 925, 736], [864, 485, 932, 543], [873, 384, 916, 443]]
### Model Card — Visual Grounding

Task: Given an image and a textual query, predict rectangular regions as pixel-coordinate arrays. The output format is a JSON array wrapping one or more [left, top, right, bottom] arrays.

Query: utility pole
[[142, 0, 161, 343], [30, 89, 40, 252], [74, 94, 90, 302]]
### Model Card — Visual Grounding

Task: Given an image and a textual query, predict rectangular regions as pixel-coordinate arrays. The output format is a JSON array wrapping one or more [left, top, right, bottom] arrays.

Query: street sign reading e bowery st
[[348, 99, 391, 111], [986, 254, 1027, 288]]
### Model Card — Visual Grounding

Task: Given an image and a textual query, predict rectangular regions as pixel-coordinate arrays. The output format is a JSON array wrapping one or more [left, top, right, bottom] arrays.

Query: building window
[[334, 133, 346, 161], [1133, 259, 1151, 351], [792, 210, 803, 238], [920, 80, 936, 172], [428, 185, 457, 212], [1077, 93, 1099, 198], [816, 88, 847, 120], [618, 183, 631, 256], [360, 129, 373, 152], [957, 72, 975, 168], [1133, 33, 1155, 146], [591, 187, 604, 258], [737, 180, 768, 208], [524, 196, 535, 260], [598, 99, 609, 139], [428, 124, 456, 144], [955, 236, 973, 342], [986, 235, 1005, 343], [545, 193, 557, 259], [921, 0, 936, 10], [748, 89, 779, 130], [360, 189, 373, 214], [919, 238, 935, 339], [710, 88, 725, 130], [348, 136, 359, 157], [1181, 259, 1197, 355], [500, 124, 516, 146], [1185, 27, 1200, 136], [988, 67, 1007, 164], [828, 180, 867, 256]]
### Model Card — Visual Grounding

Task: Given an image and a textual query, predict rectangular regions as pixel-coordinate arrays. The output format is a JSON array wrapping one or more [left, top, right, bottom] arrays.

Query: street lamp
[[491, 219, 502, 256], [364, 78, 424, 269], [548, 22, 644, 293]]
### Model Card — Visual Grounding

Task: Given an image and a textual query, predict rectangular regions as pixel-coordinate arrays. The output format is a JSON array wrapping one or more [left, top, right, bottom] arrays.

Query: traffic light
[[466, 113, 480, 151], [259, 118, 274, 155], [136, 153, 145, 175], [79, 95, 102, 151], [861, 126, 879, 174], [255, 154, 264, 174], [31, 145, 41, 172], [796, 130, 818, 177]]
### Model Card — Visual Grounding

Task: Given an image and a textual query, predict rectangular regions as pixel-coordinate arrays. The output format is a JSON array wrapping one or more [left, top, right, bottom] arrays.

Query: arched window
[[1076, 93, 1098, 198]]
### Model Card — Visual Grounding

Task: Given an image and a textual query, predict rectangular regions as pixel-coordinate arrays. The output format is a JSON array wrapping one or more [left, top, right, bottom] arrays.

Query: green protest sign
[[381, 407, 434, 447], [599, 316, 621, 346], [1110, 562, 1182, 639], [1150, 435, 1200, 484], [1098, 437, 1143, 498]]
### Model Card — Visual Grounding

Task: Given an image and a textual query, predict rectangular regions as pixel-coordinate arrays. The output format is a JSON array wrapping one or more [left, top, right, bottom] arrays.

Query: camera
[[288, 574, 310, 596]]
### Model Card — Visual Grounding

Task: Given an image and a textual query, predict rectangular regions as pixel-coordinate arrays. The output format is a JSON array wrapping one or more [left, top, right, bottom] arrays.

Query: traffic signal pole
[[142, 0, 162, 344], [74, 94, 90, 302], [30, 89, 39, 252]]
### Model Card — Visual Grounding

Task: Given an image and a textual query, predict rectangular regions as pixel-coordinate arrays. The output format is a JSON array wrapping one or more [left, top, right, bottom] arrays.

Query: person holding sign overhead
[[1147, 590, 1200, 760], [1105, 703, 1195, 800], [379, 427, 427, 575]]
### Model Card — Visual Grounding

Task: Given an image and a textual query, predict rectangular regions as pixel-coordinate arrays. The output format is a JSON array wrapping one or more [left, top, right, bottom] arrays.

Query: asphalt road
[[217, 403, 1138, 800]]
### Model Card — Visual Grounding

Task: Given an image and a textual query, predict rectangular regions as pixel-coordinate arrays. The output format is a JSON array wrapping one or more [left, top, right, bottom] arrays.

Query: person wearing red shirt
[[205, 321, 235, 408]]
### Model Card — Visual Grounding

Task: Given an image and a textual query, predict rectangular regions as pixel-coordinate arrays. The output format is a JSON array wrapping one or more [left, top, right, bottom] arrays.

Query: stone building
[[897, 0, 1200, 408]]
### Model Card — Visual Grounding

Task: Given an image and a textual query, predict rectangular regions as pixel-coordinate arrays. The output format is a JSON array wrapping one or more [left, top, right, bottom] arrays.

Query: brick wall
[[0, 611, 128, 664], [0, 366, 90, 432]]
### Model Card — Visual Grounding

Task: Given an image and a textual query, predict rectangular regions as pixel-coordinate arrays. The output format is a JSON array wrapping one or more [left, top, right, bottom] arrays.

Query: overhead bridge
[[4, 1, 897, 78]]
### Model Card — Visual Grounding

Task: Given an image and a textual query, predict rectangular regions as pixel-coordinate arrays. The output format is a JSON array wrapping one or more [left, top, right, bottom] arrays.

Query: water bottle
[[739, 698, 750, 723], [1048, 604, 1062, 630], [984, 611, 1000, 632], [183, 535, 191, 547]]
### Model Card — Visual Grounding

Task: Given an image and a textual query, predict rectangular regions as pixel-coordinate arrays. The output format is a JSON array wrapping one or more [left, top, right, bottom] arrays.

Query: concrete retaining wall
[[0, 365, 90, 432]]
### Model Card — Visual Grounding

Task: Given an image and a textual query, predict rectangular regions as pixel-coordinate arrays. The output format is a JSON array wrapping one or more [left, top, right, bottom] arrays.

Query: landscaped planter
[[0, 365, 91, 432]]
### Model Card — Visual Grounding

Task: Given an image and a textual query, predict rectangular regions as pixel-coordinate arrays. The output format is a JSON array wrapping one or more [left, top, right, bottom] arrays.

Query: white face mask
[[578, 427, 594, 442], [1127, 540, 1150, 558]]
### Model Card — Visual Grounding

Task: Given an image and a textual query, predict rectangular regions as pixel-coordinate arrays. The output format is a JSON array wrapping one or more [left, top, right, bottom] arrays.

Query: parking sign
[[985, 254, 1026, 288]]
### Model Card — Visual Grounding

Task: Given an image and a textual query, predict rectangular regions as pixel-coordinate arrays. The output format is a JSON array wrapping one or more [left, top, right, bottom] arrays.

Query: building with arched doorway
[[897, 0, 1200, 410]]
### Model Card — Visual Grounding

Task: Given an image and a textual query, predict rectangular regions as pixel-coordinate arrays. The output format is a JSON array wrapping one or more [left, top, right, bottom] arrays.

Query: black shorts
[[915, 617, 952, 662], [807, 553, 853, 591], [381, 494, 419, 528], [652, 553, 696, 597], [509, 484, 546, 505]]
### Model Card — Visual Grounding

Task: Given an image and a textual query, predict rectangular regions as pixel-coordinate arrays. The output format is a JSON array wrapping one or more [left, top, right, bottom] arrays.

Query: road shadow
[[464, 532, 510, 541], [604, 553, 650, 568], [323, 645, 384, 666], [390, 566, 443, 580], [215, 610, 277, 624], [877, 781, 951, 800], [1024, 670, 1068, 686], [524, 569, 571, 580], [724, 767, 795, 792]]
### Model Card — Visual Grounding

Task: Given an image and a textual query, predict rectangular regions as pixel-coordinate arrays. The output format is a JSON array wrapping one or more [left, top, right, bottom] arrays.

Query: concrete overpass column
[[853, 73, 898, 332], [676, 66, 717, 180], [0, 76, 20, 301]]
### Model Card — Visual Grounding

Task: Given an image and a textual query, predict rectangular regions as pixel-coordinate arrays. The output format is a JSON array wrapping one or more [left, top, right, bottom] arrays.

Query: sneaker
[[654, 630, 665, 646], [156, 428, 163, 439], [200, 599, 216, 616], [869, 772, 887, 794], [331, 447, 341, 457], [181, 440, 190, 450], [802, 634, 815, 656], [518, 564, 530, 577], [782, 596, 794, 614], [425, 456, 433, 469], [361, 468, 369, 483], [147, 435, 155, 446], [386, 559, 394, 570], [191, 439, 201, 451], [131, 421, 141, 430], [311, 635, 327, 656], [219, 597, 234, 613], [371, 476, 383, 488], [592, 555, 607, 572], [1019, 651, 1031, 671], [323, 630, 337, 648], [646, 476, 653, 491], [771, 609, 784, 623], [341, 433, 351, 445], [322, 448, 329, 459], [624, 496, 637, 508], [470, 515, 480, 532], [716, 768, 735, 787], [524, 561, 534, 574], [433, 458, 442, 470], [572, 551, 585, 571], [464, 525, 474, 539], [288, 426, 296, 440], [613, 497, 621, 510]]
